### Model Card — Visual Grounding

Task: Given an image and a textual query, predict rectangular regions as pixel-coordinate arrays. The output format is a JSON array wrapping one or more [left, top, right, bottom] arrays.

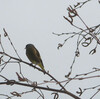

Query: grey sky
[[0, 0, 100, 99]]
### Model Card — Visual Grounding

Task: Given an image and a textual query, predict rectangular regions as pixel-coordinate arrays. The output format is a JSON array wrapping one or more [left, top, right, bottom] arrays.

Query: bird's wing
[[33, 47, 44, 67], [33, 47, 41, 58]]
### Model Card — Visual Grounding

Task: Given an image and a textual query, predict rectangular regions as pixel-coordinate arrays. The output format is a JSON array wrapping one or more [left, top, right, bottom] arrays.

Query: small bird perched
[[25, 44, 45, 71]]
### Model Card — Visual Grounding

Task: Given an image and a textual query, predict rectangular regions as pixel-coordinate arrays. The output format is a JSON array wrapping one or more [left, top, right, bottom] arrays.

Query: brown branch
[[68, 75, 100, 80], [90, 89, 100, 99], [74, 0, 92, 9], [0, 52, 80, 99], [0, 80, 76, 95]]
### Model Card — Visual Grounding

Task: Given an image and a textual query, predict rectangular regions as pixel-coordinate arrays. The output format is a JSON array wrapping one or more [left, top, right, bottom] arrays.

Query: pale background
[[0, 0, 100, 99]]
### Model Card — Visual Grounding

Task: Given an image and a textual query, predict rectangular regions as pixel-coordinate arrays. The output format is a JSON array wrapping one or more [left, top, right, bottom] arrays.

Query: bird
[[25, 44, 45, 71]]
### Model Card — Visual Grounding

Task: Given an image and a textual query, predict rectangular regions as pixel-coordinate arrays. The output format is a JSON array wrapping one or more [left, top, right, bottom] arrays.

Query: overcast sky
[[0, 0, 100, 99]]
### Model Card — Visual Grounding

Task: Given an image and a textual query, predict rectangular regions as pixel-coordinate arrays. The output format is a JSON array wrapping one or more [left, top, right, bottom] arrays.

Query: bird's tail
[[38, 63, 45, 71]]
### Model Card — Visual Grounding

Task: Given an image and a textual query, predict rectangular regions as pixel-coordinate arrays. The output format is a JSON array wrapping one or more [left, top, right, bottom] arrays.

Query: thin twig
[[3, 28, 21, 59]]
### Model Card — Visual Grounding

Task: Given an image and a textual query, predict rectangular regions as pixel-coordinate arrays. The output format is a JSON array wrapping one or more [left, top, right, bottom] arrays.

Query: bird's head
[[25, 44, 35, 49]]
